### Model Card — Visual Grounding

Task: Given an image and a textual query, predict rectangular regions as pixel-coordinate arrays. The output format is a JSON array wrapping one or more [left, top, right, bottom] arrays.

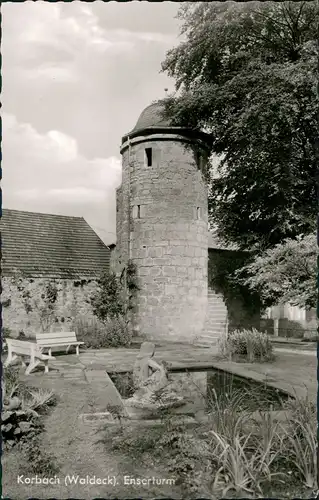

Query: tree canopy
[[237, 233, 317, 310], [161, 1, 318, 252]]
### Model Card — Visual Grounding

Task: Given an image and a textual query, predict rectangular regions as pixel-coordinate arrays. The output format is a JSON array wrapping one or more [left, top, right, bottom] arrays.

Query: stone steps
[[205, 316, 227, 322], [204, 331, 225, 337], [206, 308, 227, 313], [196, 335, 220, 342], [203, 323, 227, 330], [207, 302, 227, 306]]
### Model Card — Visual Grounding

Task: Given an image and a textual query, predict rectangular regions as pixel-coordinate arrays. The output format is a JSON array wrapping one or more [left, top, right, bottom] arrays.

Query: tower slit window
[[132, 205, 141, 219], [145, 148, 152, 167], [197, 207, 201, 219]]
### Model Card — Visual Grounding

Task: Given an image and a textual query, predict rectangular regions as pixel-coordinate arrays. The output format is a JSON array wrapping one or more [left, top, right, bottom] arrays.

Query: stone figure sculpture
[[125, 342, 185, 415], [132, 341, 168, 392]]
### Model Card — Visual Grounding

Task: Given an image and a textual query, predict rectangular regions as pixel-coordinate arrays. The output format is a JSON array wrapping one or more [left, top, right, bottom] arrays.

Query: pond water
[[206, 369, 290, 412], [109, 367, 291, 414]]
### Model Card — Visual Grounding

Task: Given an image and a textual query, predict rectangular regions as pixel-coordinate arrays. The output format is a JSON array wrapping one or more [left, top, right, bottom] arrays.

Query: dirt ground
[[2, 373, 184, 499]]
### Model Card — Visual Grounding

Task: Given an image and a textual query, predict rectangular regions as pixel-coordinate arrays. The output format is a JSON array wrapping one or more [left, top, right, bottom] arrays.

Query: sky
[[2, 1, 181, 244]]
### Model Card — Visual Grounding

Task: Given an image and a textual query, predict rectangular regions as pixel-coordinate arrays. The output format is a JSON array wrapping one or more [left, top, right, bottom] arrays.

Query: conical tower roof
[[121, 100, 210, 148], [130, 102, 171, 133]]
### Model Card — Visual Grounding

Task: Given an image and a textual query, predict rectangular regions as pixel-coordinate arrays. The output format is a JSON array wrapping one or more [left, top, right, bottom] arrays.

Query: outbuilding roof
[[0, 209, 111, 278]]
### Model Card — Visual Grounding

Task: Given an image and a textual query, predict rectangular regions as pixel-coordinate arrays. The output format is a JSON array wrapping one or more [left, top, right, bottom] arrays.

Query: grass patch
[[18, 435, 60, 477]]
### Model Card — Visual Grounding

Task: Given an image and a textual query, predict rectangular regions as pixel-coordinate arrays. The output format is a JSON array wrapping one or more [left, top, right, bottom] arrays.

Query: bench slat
[[38, 341, 84, 345], [36, 332, 76, 340], [37, 338, 79, 345], [6, 339, 35, 347], [36, 336, 77, 342]]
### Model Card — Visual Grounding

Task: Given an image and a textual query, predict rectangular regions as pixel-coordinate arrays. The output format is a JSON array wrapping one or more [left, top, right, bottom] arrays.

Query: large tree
[[161, 1, 318, 252], [237, 233, 317, 310]]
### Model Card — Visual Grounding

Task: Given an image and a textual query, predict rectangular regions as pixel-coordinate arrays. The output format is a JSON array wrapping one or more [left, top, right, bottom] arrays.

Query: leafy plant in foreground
[[219, 328, 274, 362]]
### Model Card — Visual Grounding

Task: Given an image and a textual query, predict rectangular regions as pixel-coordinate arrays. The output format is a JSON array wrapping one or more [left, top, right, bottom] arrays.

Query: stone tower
[[116, 102, 210, 342]]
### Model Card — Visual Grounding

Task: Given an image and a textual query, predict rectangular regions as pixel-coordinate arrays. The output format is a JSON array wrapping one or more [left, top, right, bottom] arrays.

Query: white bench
[[5, 339, 56, 375], [36, 331, 84, 356]]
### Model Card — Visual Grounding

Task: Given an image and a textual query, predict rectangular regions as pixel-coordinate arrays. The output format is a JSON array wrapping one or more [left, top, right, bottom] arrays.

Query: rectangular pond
[[109, 366, 291, 417]]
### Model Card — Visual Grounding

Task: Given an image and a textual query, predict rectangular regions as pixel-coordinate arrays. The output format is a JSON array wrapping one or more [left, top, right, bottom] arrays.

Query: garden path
[[3, 367, 183, 499]]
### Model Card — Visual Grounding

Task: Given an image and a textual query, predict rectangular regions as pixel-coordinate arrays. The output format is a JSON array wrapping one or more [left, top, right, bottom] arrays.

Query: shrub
[[2, 328, 12, 351], [74, 315, 132, 348], [2, 326, 11, 336], [3, 365, 20, 400], [2, 366, 57, 448], [280, 395, 317, 490], [73, 315, 105, 348], [91, 262, 139, 322], [219, 328, 274, 362], [302, 330, 319, 342], [91, 272, 125, 321], [205, 388, 317, 496], [111, 425, 163, 458], [103, 316, 132, 347]]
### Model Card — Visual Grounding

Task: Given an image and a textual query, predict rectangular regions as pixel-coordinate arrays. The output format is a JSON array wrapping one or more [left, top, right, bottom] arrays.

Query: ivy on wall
[[3, 273, 100, 336], [16, 275, 59, 332], [91, 259, 139, 324]]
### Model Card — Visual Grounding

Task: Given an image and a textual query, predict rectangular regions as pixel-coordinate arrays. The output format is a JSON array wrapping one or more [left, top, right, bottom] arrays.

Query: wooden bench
[[4, 339, 56, 375], [36, 331, 84, 356]]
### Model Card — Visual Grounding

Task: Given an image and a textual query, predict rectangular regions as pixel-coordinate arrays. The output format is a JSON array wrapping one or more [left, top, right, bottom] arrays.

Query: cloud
[[105, 28, 176, 45], [2, 112, 122, 243], [3, 2, 174, 86], [2, 2, 136, 86], [2, 2, 179, 160], [2, 2, 180, 242], [86, 2, 180, 36]]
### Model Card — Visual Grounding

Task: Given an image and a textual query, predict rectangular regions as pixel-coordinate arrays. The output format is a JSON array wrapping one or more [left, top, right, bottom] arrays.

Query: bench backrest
[[6, 338, 39, 355], [36, 331, 77, 346]]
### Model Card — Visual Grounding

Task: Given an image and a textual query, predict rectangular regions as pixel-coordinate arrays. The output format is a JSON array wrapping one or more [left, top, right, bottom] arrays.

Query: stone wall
[[118, 135, 209, 342], [2, 276, 98, 337]]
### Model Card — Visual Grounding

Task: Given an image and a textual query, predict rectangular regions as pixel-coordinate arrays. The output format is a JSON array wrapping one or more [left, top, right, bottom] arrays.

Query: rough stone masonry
[[113, 102, 211, 342]]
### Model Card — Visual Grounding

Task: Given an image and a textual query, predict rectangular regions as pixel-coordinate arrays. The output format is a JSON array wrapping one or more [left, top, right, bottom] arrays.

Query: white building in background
[[263, 304, 317, 338]]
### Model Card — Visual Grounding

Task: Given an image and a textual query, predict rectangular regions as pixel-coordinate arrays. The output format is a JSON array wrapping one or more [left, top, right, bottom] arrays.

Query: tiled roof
[[1, 209, 111, 278]]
